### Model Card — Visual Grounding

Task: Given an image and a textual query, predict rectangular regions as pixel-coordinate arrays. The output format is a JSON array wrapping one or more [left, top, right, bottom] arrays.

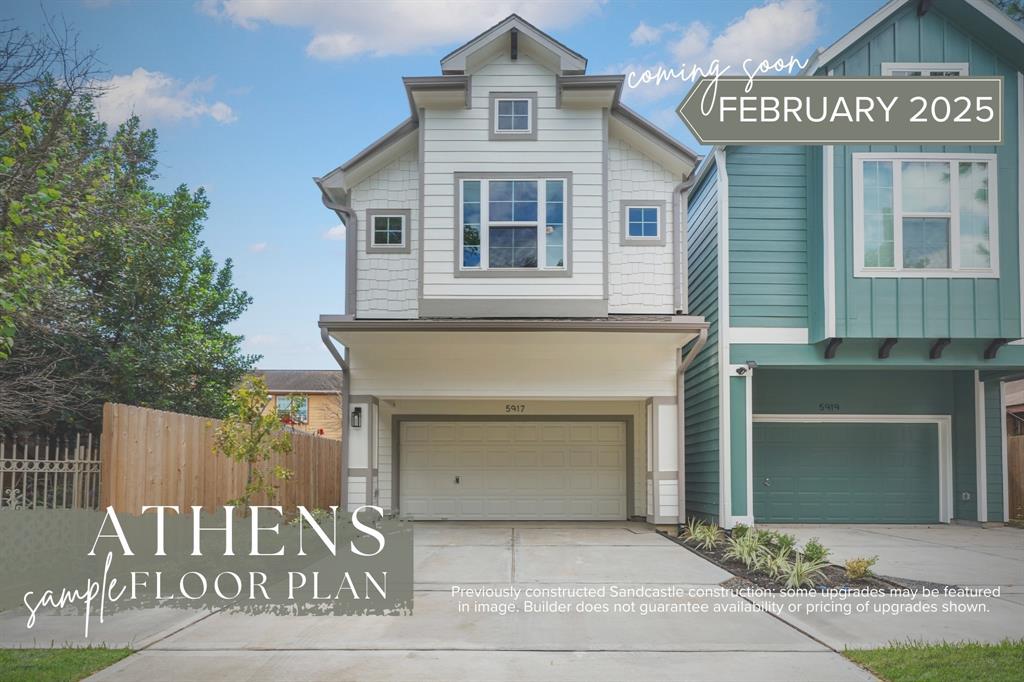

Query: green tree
[[0, 22, 256, 430], [213, 375, 298, 507], [993, 0, 1024, 23]]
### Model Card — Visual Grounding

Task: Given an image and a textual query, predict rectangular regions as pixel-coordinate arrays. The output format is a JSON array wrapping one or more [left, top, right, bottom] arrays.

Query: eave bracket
[[984, 338, 1008, 360], [824, 337, 843, 360], [878, 338, 898, 359], [929, 338, 951, 360]]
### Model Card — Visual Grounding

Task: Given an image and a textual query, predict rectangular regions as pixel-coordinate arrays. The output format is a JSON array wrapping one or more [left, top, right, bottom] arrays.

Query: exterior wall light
[[351, 406, 362, 429]]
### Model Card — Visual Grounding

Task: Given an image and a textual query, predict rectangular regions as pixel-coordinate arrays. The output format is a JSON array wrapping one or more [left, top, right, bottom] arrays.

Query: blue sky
[[11, 0, 882, 368]]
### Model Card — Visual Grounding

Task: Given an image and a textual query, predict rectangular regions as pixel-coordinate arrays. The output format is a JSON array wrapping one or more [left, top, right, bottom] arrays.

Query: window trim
[[880, 62, 969, 77], [453, 172, 572, 278], [620, 200, 666, 246], [851, 152, 999, 279], [488, 92, 538, 141], [365, 208, 412, 254], [275, 394, 309, 424]]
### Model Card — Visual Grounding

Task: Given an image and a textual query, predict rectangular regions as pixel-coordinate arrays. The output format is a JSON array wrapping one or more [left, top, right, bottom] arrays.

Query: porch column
[[346, 395, 379, 511], [724, 365, 753, 527], [646, 397, 679, 525]]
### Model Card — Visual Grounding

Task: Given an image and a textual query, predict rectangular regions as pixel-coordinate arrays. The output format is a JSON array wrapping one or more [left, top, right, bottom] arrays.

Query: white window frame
[[881, 62, 969, 77], [458, 176, 568, 273], [366, 209, 411, 254], [852, 152, 999, 278], [372, 214, 406, 247], [275, 395, 309, 424], [493, 97, 532, 135], [622, 203, 664, 244]]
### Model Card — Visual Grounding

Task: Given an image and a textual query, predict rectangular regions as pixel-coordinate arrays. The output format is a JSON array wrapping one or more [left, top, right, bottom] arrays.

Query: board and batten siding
[[349, 148, 420, 317], [726, 146, 810, 329], [984, 380, 1005, 521], [823, 3, 1022, 339], [421, 51, 604, 301], [684, 163, 721, 523], [607, 135, 677, 313]]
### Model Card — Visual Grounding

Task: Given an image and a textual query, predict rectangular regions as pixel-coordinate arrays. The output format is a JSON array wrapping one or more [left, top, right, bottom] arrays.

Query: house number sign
[[505, 403, 526, 413]]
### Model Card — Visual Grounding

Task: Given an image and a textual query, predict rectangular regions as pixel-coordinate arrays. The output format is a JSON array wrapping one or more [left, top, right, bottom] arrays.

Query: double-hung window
[[852, 153, 998, 277], [459, 176, 568, 272]]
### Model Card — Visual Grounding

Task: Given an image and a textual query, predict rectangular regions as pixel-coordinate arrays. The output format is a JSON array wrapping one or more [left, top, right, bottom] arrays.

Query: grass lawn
[[844, 640, 1024, 682], [0, 648, 131, 682]]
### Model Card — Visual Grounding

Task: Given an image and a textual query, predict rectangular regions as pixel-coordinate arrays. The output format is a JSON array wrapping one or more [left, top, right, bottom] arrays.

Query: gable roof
[[804, 0, 1024, 74], [252, 370, 344, 394], [440, 14, 587, 75]]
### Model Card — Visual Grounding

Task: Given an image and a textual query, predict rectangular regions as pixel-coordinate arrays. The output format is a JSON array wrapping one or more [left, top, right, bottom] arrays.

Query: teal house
[[685, 0, 1024, 527]]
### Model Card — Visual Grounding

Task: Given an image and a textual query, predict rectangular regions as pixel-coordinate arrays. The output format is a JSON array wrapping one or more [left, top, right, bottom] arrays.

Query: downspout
[[320, 327, 350, 511], [672, 169, 698, 314], [676, 327, 708, 526]]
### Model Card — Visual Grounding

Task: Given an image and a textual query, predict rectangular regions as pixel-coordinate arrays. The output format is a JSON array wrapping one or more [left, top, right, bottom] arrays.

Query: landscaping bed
[[662, 519, 953, 593]]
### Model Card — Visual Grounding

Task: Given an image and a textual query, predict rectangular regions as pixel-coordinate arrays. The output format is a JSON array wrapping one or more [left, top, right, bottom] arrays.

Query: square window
[[368, 212, 407, 251], [493, 97, 532, 135], [625, 205, 660, 241]]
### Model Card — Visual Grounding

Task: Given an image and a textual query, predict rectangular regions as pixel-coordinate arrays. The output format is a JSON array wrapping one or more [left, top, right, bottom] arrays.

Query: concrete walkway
[[89, 521, 871, 681]]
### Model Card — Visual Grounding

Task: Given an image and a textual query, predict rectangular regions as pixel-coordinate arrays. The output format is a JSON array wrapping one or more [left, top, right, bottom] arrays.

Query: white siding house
[[315, 15, 706, 524]]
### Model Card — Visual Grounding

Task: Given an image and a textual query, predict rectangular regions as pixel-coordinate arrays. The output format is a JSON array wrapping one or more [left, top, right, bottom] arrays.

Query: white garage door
[[399, 420, 627, 520]]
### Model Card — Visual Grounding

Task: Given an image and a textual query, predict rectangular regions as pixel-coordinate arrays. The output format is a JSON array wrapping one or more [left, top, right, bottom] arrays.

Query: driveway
[[90, 521, 870, 681]]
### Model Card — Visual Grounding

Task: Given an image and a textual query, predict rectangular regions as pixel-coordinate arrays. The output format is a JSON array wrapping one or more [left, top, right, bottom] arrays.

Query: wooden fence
[[1010, 435, 1024, 521], [0, 432, 101, 509], [100, 403, 342, 512]]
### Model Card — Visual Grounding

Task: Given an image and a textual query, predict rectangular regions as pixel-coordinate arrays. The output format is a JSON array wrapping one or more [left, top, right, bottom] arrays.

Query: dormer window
[[365, 209, 411, 254], [489, 92, 537, 140]]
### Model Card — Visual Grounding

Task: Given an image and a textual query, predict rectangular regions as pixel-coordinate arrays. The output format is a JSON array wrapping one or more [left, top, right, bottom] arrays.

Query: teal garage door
[[753, 422, 940, 523]]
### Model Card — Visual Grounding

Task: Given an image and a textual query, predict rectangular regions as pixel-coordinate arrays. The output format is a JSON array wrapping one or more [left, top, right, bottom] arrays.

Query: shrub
[[845, 555, 879, 581], [785, 554, 829, 589], [287, 507, 333, 527], [694, 523, 724, 551], [723, 532, 762, 568], [731, 523, 750, 539], [802, 538, 831, 563], [755, 545, 793, 580], [769, 532, 797, 553], [682, 516, 704, 543]]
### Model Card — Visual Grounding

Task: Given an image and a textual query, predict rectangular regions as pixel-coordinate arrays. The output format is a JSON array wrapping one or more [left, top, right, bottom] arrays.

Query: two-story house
[[686, 0, 1024, 528], [315, 15, 706, 522]]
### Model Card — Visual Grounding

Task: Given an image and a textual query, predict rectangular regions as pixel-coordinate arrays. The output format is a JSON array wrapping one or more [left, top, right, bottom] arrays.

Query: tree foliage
[[0, 20, 257, 431], [213, 375, 298, 507]]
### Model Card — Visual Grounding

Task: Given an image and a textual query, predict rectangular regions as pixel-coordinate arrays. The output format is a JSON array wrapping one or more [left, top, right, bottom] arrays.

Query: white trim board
[[714, 148, 732, 527], [1018, 72, 1023, 337], [823, 145, 836, 338], [729, 327, 809, 344], [752, 413, 954, 524], [974, 371, 988, 523]]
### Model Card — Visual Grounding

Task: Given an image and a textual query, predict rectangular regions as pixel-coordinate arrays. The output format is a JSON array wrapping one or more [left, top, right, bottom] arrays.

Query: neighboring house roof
[[252, 370, 343, 394], [803, 0, 1024, 75]]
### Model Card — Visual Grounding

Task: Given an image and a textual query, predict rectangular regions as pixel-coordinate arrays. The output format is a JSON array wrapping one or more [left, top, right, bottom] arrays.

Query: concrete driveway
[[90, 521, 870, 681]]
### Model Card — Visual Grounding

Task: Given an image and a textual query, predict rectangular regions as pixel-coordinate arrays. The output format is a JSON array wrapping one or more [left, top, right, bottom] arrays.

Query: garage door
[[753, 422, 940, 523], [399, 420, 627, 520]]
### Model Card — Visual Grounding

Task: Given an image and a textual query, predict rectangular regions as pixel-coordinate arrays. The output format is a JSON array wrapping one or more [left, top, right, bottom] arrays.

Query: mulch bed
[[659, 530, 954, 593]]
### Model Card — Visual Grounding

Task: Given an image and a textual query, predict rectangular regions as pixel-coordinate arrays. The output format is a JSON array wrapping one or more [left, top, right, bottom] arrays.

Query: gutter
[[676, 327, 709, 526], [314, 177, 358, 318], [673, 169, 699, 313], [320, 327, 350, 512]]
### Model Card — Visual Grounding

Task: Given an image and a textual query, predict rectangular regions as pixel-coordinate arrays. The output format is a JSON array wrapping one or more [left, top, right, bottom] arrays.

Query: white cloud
[[620, 0, 820, 104], [94, 68, 237, 126], [248, 242, 268, 253], [322, 224, 346, 241], [629, 21, 667, 46], [199, 0, 604, 60]]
